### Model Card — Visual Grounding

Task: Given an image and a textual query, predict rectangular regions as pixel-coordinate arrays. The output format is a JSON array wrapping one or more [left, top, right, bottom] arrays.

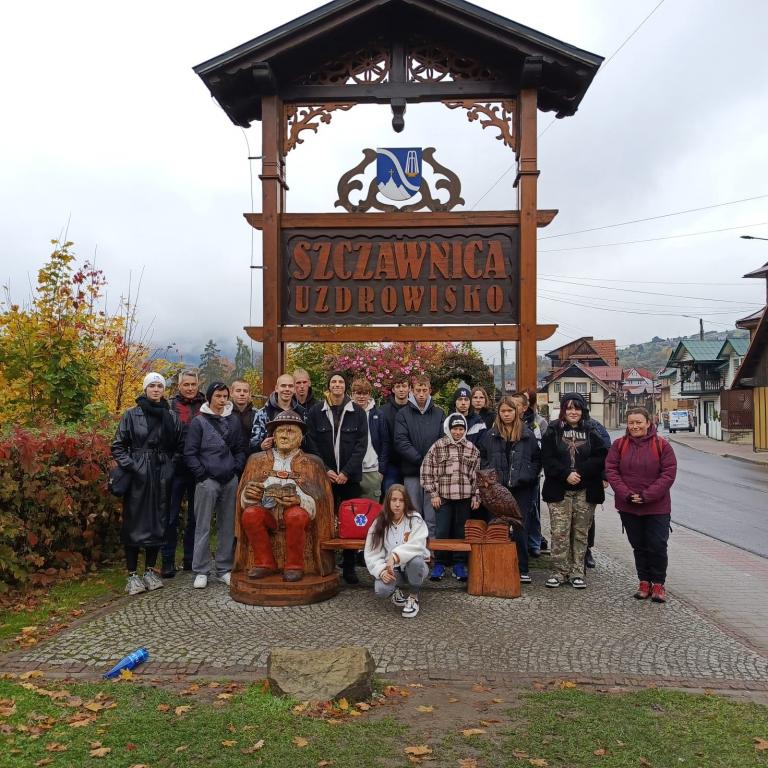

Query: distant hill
[[617, 329, 749, 373]]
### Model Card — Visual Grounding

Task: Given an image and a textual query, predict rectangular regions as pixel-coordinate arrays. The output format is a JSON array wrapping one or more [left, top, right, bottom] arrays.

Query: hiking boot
[[429, 563, 446, 581], [520, 573, 532, 584], [125, 573, 147, 596], [452, 563, 468, 582], [584, 548, 596, 569], [540, 537, 549, 553], [391, 587, 407, 607], [651, 583, 667, 603], [142, 569, 164, 592], [401, 595, 420, 618], [193, 574, 208, 589], [634, 580, 651, 600]]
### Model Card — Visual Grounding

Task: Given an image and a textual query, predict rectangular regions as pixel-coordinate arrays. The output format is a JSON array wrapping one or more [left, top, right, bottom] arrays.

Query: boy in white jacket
[[364, 484, 429, 618]]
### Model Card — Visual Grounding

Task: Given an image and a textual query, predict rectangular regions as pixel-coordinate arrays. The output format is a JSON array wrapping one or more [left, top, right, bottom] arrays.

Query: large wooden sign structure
[[195, 0, 602, 391]]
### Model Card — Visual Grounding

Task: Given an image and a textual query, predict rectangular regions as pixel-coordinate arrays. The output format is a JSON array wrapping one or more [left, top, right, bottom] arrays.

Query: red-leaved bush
[[0, 425, 121, 592]]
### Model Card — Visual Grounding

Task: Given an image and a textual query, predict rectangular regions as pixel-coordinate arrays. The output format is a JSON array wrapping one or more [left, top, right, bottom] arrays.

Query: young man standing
[[230, 379, 256, 445], [184, 382, 247, 589], [351, 378, 383, 502], [305, 372, 368, 584], [379, 374, 410, 494], [452, 385, 487, 445], [394, 375, 445, 538], [420, 413, 480, 581], [292, 368, 317, 412], [162, 369, 205, 577], [250, 373, 305, 453]]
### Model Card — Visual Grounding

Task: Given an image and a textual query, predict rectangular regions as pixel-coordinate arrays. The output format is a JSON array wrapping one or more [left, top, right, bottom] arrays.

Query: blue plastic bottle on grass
[[103, 647, 149, 678]]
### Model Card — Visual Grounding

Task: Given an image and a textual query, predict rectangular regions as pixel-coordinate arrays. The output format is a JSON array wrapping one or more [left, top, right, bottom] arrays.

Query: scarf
[[136, 395, 177, 450]]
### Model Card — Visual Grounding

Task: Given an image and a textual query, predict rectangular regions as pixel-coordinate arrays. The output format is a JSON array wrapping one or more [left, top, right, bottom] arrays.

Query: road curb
[[668, 436, 768, 467]]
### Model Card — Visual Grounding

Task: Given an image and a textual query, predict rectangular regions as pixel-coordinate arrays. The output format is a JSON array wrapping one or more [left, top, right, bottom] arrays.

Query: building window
[[591, 382, 599, 393], [554, 382, 561, 393], [575, 382, 587, 393]]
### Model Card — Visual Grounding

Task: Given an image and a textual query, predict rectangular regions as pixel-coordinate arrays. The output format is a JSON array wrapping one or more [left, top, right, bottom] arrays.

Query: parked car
[[669, 409, 694, 433]]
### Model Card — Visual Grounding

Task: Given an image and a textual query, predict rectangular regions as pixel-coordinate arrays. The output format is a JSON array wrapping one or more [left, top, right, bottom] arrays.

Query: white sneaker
[[193, 574, 208, 589], [218, 572, 231, 586], [142, 570, 164, 591], [125, 573, 147, 596], [401, 595, 420, 618], [390, 587, 407, 607]]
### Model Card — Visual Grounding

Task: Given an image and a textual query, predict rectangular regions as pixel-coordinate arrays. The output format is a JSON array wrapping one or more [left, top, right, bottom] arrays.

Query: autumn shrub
[[0, 424, 121, 592]]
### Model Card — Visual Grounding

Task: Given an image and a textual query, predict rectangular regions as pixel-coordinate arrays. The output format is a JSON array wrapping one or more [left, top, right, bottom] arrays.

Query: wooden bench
[[320, 538, 471, 553], [321, 538, 519, 598]]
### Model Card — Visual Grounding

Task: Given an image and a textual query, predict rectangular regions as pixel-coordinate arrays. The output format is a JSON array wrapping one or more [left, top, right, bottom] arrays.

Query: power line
[[473, 0, 666, 206], [540, 274, 748, 286], [538, 194, 768, 240], [539, 222, 768, 252], [538, 286, 757, 310], [539, 294, 752, 318], [541, 277, 759, 303]]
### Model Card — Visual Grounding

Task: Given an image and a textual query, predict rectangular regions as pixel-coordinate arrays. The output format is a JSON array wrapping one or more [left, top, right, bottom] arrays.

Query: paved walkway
[[667, 431, 768, 466], [2, 498, 767, 689]]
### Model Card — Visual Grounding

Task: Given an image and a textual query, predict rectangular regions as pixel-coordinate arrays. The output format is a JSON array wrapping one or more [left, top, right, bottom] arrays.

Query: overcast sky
[[2, 0, 767, 367]]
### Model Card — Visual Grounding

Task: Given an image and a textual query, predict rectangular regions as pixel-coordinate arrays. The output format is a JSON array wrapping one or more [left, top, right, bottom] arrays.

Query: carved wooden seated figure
[[235, 410, 334, 584]]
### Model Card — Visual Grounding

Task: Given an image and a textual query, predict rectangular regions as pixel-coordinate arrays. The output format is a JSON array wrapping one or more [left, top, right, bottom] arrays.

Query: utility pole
[[699, 318, 704, 340], [500, 342, 506, 395]]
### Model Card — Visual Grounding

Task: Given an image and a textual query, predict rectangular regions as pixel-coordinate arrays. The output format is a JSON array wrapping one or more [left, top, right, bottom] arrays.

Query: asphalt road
[[606, 429, 768, 559]]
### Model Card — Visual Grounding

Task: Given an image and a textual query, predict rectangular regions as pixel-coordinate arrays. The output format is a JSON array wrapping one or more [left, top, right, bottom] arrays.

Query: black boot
[[584, 548, 595, 569], [160, 560, 176, 579]]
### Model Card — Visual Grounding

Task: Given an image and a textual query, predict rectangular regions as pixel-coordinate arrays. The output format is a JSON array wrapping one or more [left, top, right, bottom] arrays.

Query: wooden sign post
[[195, 0, 603, 392]]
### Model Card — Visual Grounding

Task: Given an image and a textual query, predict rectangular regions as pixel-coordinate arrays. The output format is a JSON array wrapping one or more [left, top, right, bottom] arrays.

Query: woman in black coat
[[478, 395, 541, 584], [541, 392, 607, 590], [111, 373, 183, 596]]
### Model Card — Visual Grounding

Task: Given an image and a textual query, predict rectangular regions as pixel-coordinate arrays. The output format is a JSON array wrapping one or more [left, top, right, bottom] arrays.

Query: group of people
[[111, 368, 678, 617]]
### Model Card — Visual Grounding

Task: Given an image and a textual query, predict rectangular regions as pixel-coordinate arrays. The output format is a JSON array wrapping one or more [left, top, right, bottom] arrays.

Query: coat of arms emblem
[[376, 147, 423, 201]]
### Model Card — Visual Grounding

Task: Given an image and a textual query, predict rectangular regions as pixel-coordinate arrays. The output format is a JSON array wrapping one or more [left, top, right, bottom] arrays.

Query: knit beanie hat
[[143, 372, 165, 390], [326, 371, 348, 389], [453, 386, 471, 402], [205, 381, 229, 403]]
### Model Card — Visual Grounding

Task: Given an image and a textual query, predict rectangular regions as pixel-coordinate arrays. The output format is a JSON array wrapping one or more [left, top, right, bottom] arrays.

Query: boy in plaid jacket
[[419, 413, 480, 581]]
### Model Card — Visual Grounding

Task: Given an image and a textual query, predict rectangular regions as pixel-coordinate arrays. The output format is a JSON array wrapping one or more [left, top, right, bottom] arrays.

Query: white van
[[669, 409, 693, 433]]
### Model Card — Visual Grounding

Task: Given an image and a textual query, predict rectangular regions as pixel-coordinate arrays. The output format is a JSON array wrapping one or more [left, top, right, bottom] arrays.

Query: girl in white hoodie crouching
[[364, 484, 429, 618]]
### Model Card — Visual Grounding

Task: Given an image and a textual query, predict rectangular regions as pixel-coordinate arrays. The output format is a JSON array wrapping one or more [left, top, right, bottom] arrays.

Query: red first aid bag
[[338, 498, 382, 539]]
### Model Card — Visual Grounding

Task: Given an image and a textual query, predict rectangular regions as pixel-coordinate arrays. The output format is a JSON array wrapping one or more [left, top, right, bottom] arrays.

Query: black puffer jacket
[[479, 425, 541, 489], [393, 395, 445, 477], [305, 397, 368, 482], [111, 403, 184, 547], [379, 397, 408, 474], [541, 419, 607, 504]]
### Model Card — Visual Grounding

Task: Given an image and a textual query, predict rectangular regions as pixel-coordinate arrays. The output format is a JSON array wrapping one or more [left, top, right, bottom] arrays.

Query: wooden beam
[[259, 95, 286, 393], [515, 88, 539, 391], [280, 81, 521, 103], [245, 324, 557, 343], [244, 210, 558, 230]]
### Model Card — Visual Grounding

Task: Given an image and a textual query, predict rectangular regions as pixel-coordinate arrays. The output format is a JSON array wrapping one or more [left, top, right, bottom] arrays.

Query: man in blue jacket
[[184, 382, 246, 589]]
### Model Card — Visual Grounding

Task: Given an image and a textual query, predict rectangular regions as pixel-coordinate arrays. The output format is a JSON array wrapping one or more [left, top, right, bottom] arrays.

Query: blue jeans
[[381, 464, 403, 495], [161, 471, 197, 566], [527, 487, 542, 551], [435, 498, 471, 565]]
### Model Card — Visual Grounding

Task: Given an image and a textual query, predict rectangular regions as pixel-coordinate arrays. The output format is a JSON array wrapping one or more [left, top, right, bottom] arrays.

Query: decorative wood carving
[[334, 147, 464, 212], [444, 100, 516, 149], [294, 46, 390, 85], [284, 103, 355, 152], [408, 45, 502, 82]]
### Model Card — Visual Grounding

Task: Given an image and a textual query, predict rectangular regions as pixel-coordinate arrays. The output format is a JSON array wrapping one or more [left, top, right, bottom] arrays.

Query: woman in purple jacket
[[605, 407, 677, 603]]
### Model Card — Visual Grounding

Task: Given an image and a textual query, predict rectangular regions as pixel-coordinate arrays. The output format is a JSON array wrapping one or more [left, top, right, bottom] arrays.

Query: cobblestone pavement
[[8, 539, 768, 686]]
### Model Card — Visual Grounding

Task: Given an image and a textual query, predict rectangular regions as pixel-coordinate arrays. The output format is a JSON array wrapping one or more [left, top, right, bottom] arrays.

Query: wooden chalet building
[[540, 337, 621, 427]]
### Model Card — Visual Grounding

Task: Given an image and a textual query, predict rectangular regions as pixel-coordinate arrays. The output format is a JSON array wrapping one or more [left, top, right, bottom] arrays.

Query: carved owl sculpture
[[476, 469, 523, 528]]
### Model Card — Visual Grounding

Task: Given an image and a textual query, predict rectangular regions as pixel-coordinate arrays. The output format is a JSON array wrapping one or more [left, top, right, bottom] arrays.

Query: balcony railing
[[679, 377, 722, 395]]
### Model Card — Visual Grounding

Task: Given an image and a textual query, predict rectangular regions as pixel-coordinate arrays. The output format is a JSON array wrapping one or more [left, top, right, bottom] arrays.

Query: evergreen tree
[[199, 339, 226, 385], [234, 337, 253, 379]]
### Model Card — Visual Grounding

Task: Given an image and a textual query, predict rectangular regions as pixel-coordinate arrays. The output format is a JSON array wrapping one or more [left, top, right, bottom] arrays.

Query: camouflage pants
[[547, 489, 596, 581]]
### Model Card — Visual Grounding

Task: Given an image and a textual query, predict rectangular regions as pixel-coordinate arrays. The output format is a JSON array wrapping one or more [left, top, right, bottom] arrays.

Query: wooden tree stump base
[[229, 570, 339, 607]]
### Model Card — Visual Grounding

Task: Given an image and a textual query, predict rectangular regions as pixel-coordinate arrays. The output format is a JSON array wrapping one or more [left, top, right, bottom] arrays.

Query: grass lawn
[[0, 567, 125, 653], [0, 677, 767, 768]]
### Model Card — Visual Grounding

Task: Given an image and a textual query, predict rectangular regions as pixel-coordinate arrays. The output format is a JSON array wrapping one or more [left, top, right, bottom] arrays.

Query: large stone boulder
[[267, 646, 375, 702]]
